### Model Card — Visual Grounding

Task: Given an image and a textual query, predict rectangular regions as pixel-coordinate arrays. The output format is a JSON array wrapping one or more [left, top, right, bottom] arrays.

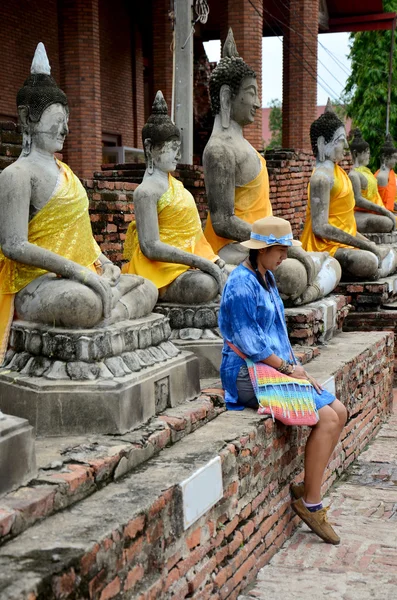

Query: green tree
[[344, 0, 397, 169], [266, 98, 282, 149]]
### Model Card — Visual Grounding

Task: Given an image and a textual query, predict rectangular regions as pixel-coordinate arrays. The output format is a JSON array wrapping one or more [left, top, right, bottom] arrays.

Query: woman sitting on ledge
[[218, 216, 347, 545]]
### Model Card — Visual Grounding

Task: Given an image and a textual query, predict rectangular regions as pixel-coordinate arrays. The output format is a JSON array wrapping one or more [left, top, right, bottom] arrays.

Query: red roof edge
[[328, 11, 396, 33]]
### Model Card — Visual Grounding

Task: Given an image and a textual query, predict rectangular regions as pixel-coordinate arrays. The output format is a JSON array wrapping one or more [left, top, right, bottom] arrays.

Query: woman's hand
[[293, 365, 323, 394]]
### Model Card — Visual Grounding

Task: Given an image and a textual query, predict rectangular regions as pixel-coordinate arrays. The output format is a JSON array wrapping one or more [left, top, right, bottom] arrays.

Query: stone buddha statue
[[122, 91, 225, 304], [349, 128, 396, 233], [202, 29, 341, 305], [301, 104, 397, 280], [375, 134, 397, 213], [0, 43, 157, 363]]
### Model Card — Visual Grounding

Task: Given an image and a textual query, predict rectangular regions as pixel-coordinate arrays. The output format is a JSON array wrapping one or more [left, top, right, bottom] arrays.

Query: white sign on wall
[[179, 456, 223, 530]]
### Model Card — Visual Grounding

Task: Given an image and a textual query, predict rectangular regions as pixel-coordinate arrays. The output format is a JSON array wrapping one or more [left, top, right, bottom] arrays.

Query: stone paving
[[240, 396, 397, 600]]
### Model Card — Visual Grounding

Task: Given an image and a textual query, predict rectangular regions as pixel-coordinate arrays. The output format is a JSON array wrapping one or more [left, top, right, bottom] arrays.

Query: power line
[[247, 0, 343, 101]]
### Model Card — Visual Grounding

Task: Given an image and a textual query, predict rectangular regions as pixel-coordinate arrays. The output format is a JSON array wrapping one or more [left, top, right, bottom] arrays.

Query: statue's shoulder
[[203, 133, 235, 166], [133, 177, 168, 203], [310, 165, 334, 189], [0, 159, 31, 193]]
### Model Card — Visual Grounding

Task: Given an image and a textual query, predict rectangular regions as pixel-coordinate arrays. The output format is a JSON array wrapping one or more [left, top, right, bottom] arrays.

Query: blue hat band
[[250, 232, 293, 246]]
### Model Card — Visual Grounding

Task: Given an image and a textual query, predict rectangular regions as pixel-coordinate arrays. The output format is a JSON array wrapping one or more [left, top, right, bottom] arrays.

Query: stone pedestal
[[0, 314, 200, 436], [364, 231, 397, 245], [154, 303, 222, 378], [0, 414, 36, 495]]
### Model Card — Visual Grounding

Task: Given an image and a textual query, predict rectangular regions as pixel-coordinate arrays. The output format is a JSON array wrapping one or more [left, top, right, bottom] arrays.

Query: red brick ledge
[[0, 393, 225, 545]]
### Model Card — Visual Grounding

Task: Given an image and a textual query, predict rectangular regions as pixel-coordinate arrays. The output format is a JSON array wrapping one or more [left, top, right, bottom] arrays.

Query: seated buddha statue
[[375, 134, 397, 213], [202, 29, 341, 305], [0, 43, 157, 363], [301, 103, 397, 280], [349, 128, 396, 233], [122, 91, 225, 304]]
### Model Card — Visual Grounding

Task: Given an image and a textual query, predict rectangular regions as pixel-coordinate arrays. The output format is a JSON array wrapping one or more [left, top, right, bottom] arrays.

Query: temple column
[[282, 0, 318, 152], [220, 0, 263, 150], [152, 0, 174, 111], [58, 0, 102, 179]]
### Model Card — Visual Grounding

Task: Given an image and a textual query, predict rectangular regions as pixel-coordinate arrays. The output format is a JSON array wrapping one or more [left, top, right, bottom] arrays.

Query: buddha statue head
[[17, 43, 69, 156], [142, 91, 181, 174], [310, 100, 347, 163], [209, 28, 259, 129], [349, 128, 370, 166], [380, 133, 397, 169]]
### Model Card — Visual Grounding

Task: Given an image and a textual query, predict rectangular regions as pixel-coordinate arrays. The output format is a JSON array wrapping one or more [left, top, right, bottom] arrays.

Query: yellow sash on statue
[[204, 152, 272, 254], [0, 160, 101, 362], [301, 164, 356, 256], [122, 174, 217, 289], [354, 166, 385, 212]]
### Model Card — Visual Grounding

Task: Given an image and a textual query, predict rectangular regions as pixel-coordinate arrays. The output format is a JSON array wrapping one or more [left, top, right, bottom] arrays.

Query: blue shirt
[[218, 264, 294, 409]]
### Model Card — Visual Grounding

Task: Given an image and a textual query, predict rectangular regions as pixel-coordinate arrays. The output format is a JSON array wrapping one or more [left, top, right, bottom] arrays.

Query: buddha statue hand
[[100, 261, 121, 285], [75, 267, 113, 319], [386, 210, 397, 230], [368, 243, 391, 266], [287, 246, 316, 285], [215, 257, 226, 269]]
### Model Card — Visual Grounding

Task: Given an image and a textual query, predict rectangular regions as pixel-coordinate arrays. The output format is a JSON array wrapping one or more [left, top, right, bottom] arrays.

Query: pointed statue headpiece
[[310, 98, 344, 156], [380, 133, 397, 157], [17, 42, 68, 123], [141, 91, 180, 146], [349, 128, 369, 155], [209, 28, 256, 115]]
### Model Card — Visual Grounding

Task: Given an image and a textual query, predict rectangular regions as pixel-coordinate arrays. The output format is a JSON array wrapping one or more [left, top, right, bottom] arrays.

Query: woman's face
[[258, 245, 289, 272]]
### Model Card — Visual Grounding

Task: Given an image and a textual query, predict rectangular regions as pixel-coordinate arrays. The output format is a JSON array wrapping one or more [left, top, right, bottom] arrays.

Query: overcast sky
[[204, 32, 351, 107]]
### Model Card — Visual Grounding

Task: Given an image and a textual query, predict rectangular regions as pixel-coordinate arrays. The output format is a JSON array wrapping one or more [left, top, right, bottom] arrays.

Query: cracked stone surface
[[240, 396, 397, 600]]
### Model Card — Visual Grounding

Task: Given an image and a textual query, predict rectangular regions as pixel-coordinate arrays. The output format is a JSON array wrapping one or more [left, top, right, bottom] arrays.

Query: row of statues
[[1, 36, 397, 366]]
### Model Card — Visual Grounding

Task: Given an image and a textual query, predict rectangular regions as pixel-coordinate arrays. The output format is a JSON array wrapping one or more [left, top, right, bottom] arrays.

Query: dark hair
[[248, 249, 276, 291], [142, 91, 180, 147], [310, 111, 344, 156], [209, 57, 256, 115], [349, 128, 369, 155], [17, 73, 68, 123], [380, 133, 397, 158]]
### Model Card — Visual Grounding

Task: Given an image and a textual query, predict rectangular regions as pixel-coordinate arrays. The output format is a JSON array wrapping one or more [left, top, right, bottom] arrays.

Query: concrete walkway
[[240, 397, 397, 600]]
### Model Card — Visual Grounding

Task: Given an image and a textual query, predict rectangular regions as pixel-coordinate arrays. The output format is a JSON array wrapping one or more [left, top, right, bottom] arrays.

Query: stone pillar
[[221, 0, 263, 150], [59, 0, 102, 179], [152, 0, 174, 112], [282, 0, 318, 152]]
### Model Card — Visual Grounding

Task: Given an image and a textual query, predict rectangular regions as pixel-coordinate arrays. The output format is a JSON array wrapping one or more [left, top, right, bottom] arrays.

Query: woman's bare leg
[[304, 400, 347, 504]]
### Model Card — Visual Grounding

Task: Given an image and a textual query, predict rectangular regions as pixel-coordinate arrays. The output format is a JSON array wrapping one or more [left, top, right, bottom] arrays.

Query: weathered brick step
[[0, 391, 225, 547], [0, 345, 320, 547], [0, 331, 392, 600]]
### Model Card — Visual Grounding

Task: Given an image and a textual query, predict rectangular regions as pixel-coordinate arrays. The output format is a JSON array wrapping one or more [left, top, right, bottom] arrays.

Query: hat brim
[[240, 239, 302, 249]]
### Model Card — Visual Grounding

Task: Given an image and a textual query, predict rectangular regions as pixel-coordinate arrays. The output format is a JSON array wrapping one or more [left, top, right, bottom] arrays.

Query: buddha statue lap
[[202, 29, 341, 306], [122, 91, 226, 305], [348, 128, 396, 234], [375, 134, 397, 213], [301, 103, 397, 280], [0, 43, 158, 364]]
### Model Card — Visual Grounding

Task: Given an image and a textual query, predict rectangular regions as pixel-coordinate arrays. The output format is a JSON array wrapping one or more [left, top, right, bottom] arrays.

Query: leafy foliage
[[344, 1, 397, 169], [266, 98, 282, 149]]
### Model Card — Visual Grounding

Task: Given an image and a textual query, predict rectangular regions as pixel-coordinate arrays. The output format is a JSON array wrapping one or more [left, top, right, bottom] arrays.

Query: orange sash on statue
[[204, 152, 272, 254], [374, 169, 397, 211], [301, 164, 356, 256]]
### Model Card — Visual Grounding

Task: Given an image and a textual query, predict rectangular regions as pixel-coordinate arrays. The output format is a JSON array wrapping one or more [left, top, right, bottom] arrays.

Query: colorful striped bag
[[227, 342, 319, 426]]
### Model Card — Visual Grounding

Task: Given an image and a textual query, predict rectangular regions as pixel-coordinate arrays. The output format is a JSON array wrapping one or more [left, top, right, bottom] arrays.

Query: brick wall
[[152, 0, 174, 111], [282, 0, 318, 152], [0, 0, 60, 122], [220, 0, 263, 150], [1, 331, 392, 599], [99, 0, 134, 148]]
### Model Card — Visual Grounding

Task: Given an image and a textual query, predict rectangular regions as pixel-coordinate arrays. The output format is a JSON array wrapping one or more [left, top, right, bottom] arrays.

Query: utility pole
[[174, 0, 194, 165]]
